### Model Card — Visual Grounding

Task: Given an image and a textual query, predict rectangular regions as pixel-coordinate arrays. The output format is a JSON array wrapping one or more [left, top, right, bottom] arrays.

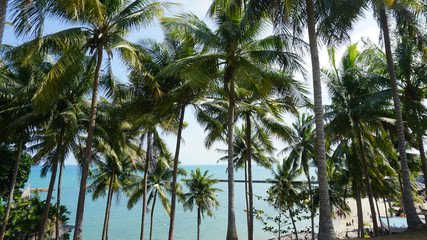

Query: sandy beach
[[272, 198, 394, 240], [333, 198, 390, 238]]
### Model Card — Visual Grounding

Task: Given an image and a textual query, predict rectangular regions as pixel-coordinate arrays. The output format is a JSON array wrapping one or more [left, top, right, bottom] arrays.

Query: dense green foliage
[[0, 193, 70, 239], [0, 0, 426, 240], [0, 145, 33, 200]]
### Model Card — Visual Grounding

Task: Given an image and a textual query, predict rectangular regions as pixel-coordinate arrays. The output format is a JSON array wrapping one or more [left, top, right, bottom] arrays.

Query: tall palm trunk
[[355, 127, 379, 236], [56, 161, 64, 240], [244, 160, 249, 233], [287, 206, 298, 240], [141, 132, 152, 240], [307, 170, 315, 240], [101, 164, 115, 240], [168, 102, 186, 240], [305, 0, 336, 239], [278, 204, 282, 240], [245, 113, 253, 240], [74, 47, 103, 240], [0, 138, 23, 240], [225, 65, 238, 240], [383, 197, 391, 235], [197, 207, 201, 240], [397, 174, 406, 213], [379, 8, 423, 230], [375, 198, 383, 235], [149, 190, 157, 240], [417, 138, 427, 196], [39, 128, 65, 240], [0, 0, 7, 45], [355, 181, 364, 238]]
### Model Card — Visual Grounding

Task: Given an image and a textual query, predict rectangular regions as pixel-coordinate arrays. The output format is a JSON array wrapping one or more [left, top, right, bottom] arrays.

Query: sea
[[26, 165, 317, 240]]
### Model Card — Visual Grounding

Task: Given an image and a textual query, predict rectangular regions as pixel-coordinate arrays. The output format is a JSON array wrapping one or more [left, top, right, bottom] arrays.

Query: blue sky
[[2, 0, 380, 165]]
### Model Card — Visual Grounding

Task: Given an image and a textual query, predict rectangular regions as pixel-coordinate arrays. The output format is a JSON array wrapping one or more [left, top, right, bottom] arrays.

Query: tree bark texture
[[355, 182, 364, 238], [0, 138, 23, 240], [418, 138, 427, 196], [102, 164, 115, 240], [246, 113, 253, 240], [149, 190, 157, 240], [56, 161, 64, 240], [244, 160, 249, 236], [307, 170, 315, 240], [197, 207, 201, 240], [288, 206, 298, 240], [379, 8, 423, 230], [225, 65, 238, 240], [74, 47, 103, 240], [383, 197, 391, 235], [0, 0, 8, 46], [168, 103, 186, 240], [355, 127, 379, 236], [141, 132, 152, 240], [375, 198, 383, 236], [305, 0, 336, 239], [39, 128, 65, 240]]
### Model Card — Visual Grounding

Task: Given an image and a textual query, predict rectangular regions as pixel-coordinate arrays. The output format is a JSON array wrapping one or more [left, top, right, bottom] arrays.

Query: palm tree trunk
[[244, 160, 249, 235], [168, 102, 186, 240], [417, 138, 427, 196], [56, 161, 64, 240], [40, 128, 65, 240], [397, 174, 406, 213], [355, 182, 364, 238], [288, 206, 299, 240], [102, 164, 115, 240], [375, 198, 383, 236], [197, 207, 201, 240], [225, 65, 238, 240], [379, 8, 423, 230], [0, 138, 23, 240], [307, 171, 315, 240], [141, 132, 152, 240], [305, 0, 336, 239], [74, 46, 103, 240], [149, 190, 157, 240], [383, 197, 391, 235], [246, 113, 253, 240], [0, 0, 7, 45], [355, 127, 379, 236], [278, 204, 281, 240]]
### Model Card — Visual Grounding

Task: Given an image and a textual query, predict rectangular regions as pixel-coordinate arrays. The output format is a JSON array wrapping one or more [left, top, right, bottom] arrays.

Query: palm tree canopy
[[180, 168, 222, 218]]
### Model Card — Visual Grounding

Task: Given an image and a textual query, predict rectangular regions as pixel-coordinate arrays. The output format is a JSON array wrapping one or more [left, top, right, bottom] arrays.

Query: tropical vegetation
[[0, 0, 426, 240]]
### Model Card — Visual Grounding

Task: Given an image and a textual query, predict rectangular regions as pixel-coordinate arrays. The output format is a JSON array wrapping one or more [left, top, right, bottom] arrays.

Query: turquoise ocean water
[[26, 165, 317, 240]]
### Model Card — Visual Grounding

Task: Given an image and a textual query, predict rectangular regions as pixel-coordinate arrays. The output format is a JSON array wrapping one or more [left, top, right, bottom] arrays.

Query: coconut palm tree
[[4, 1, 171, 237], [89, 153, 138, 240], [180, 168, 221, 240], [162, 7, 304, 238], [128, 36, 205, 240], [0, 53, 53, 240], [224, 0, 366, 237], [0, 0, 7, 45], [31, 54, 94, 240], [281, 113, 316, 239], [370, 0, 426, 229], [217, 124, 276, 235], [267, 157, 305, 240], [127, 160, 186, 240], [323, 44, 394, 236], [200, 72, 306, 240], [394, 32, 427, 194]]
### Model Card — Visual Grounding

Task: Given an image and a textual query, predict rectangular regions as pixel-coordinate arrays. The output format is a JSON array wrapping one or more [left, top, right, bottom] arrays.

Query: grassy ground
[[348, 231, 427, 240]]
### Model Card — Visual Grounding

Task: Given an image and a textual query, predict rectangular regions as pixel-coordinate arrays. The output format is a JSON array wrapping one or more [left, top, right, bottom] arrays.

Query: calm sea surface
[[26, 165, 317, 240]]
